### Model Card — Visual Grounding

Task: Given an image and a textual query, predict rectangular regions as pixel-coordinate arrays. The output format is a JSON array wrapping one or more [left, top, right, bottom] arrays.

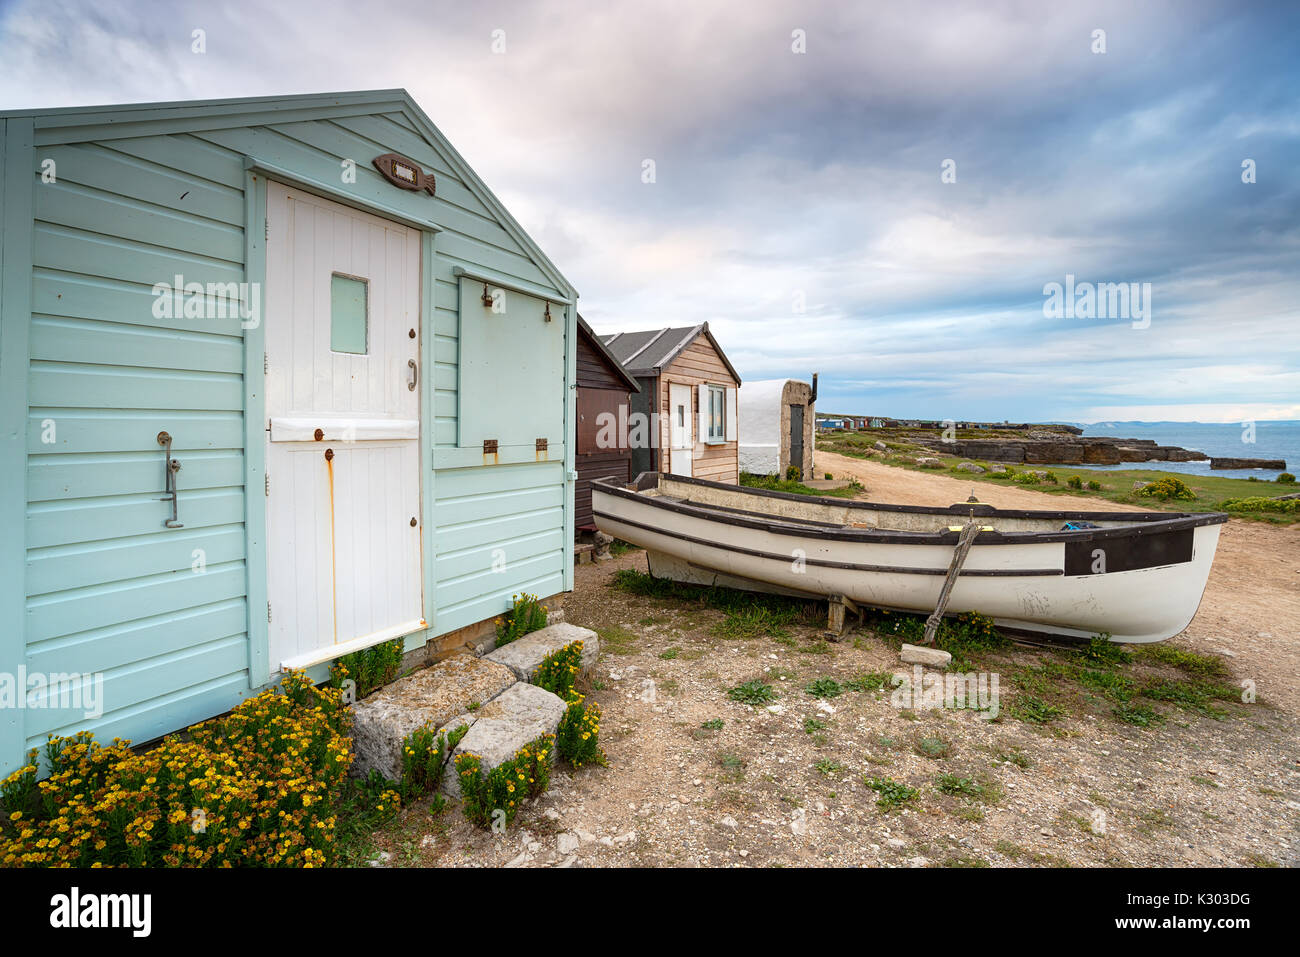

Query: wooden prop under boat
[[591, 473, 1228, 644]]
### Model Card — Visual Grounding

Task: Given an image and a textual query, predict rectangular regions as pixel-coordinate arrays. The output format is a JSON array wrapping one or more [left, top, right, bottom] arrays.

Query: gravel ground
[[362, 459, 1298, 868], [366, 550, 1298, 869]]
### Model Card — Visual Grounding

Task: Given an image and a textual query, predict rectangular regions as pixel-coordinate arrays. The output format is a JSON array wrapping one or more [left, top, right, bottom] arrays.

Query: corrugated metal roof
[[599, 323, 742, 383]]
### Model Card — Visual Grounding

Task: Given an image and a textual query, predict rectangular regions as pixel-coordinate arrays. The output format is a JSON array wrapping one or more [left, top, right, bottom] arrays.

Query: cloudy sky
[[2, 0, 1296, 422]]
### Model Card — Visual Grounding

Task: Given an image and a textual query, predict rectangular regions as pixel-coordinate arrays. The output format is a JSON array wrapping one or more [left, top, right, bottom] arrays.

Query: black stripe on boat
[[594, 510, 1065, 577]]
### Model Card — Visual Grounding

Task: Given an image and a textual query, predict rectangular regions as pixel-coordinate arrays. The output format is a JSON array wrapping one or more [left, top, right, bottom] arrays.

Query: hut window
[[330, 274, 369, 354], [707, 385, 726, 442]]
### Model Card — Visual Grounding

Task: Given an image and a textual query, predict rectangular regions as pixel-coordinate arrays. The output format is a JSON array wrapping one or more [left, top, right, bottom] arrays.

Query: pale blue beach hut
[[0, 90, 578, 775]]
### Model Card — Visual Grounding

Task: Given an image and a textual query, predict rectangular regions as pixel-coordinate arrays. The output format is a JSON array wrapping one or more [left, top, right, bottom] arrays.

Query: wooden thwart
[[921, 519, 983, 645]]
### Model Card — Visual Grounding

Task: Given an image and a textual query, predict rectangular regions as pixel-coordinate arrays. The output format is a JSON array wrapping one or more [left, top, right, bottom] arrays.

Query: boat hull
[[593, 474, 1226, 643]]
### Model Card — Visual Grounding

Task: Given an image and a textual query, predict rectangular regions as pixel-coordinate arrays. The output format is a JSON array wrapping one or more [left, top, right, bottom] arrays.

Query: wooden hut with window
[[600, 323, 741, 484]]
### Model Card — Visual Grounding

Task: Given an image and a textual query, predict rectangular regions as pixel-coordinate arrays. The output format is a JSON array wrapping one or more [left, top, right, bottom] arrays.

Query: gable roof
[[599, 322, 742, 384], [577, 315, 640, 393], [1, 89, 576, 300]]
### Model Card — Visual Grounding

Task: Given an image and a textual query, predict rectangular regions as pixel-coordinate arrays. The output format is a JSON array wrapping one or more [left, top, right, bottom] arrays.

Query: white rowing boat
[[592, 473, 1228, 643]]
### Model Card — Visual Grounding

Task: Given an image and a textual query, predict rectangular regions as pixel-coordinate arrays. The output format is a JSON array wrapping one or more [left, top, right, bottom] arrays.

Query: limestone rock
[[954, 462, 985, 474], [350, 654, 516, 781], [900, 643, 953, 668], [484, 622, 600, 680], [441, 682, 567, 798], [914, 457, 944, 468]]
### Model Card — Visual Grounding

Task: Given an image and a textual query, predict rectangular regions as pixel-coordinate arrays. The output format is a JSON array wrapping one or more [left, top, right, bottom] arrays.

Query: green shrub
[[556, 693, 605, 768], [1138, 477, 1196, 501], [1043, 471, 1059, 484], [1278, 473, 1296, 484], [332, 638, 404, 699], [1087, 480, 1102, 491], [1221, 496, 1299, 514], [495, 592, 549, 646], [786, 465, 801, 481], [1, 671, 353, 867], [455, 735, 554, 829], [1067, 475, 1083, 489], [824, 473, 833, 480], [1014, 472, 1041, 485], [533, 641, 583, 700], [400, 723, 468, 802]]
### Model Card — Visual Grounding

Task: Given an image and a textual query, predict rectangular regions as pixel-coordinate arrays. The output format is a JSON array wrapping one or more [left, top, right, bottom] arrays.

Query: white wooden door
[[668, 382, 693, 476], [264, 184, 424, 672]]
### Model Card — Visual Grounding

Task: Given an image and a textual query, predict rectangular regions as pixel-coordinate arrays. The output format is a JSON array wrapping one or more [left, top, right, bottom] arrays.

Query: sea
[[1069, 421, 1298, 479]]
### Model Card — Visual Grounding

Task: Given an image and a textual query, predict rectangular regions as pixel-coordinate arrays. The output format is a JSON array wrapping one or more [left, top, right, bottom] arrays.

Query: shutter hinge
[[264, 218, 269, 241], [267, 601, 272, 623], [263, 353, 268, 375], [264, 473, 269, 496]]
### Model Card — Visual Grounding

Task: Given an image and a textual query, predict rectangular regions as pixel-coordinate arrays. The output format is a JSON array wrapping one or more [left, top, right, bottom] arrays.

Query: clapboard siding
[[432, 462, 567, 633], [21, 123, 252, 761]]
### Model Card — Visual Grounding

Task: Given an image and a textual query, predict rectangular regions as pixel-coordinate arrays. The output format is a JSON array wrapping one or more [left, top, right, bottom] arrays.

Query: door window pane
[[331, 274, 368, 354]]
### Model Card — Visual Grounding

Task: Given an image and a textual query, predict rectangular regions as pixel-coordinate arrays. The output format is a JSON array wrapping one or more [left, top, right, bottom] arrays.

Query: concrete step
[[483, 622, 600, 681], [350, 653, 516, 781], [441, 682, 568, 798]]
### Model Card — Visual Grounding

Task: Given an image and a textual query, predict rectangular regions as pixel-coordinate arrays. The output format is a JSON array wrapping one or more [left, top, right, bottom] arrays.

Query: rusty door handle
[[157, 431, 183, 528], [407, 359, 418, 391]]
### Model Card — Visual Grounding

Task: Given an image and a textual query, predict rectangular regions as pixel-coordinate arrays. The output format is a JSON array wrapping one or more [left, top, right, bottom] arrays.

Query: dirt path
[[818, 450, 1300, 714]]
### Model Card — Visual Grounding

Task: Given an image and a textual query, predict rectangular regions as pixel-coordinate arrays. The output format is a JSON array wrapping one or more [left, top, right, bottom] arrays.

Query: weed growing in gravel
[[1112, 702, 1165, 727], [659, 647, 680, 659], [935, 773, 1002, 804], [701, 719, 724, 730], [727, 679, 777, 705], [1135, 644, 1230, 679], [814, 759, 845, 776], [914, 734, 952, 759], [864, 776, 919, 810], [994, 747, 1033, 769], [844, 671, 893, 692], [1009, 694, 1066, 725], [803, 717, 827, 734], [1079, 633, 1132, 666], [804, 677, 843, 699]]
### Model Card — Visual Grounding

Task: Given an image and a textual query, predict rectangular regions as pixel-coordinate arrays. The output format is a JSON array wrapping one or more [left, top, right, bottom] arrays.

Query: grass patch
[[914, 734, 952, 760], [1112, 702, 1165, 727], [740, 471, 863, 499], [844, 670, 893, 692], [1009, 694, 1066, 725], [596, 624, 638, 655]]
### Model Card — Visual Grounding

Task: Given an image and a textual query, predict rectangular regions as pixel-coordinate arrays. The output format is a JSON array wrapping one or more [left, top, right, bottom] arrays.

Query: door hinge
[[267, 601, 272, 623]]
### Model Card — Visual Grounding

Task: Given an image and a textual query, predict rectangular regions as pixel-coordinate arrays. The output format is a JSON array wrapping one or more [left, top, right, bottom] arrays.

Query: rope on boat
[[921, 518, 982, 645]]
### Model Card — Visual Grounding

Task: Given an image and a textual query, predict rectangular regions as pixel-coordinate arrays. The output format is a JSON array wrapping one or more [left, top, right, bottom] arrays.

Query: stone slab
[[349, 653, 517, 781], [441, 682, 567, 798], [483, 622, 600, 681], [900, 643, 953, 668]]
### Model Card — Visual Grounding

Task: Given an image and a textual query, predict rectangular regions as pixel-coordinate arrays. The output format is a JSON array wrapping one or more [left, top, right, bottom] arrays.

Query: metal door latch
[[157, 431, 183, 528]]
